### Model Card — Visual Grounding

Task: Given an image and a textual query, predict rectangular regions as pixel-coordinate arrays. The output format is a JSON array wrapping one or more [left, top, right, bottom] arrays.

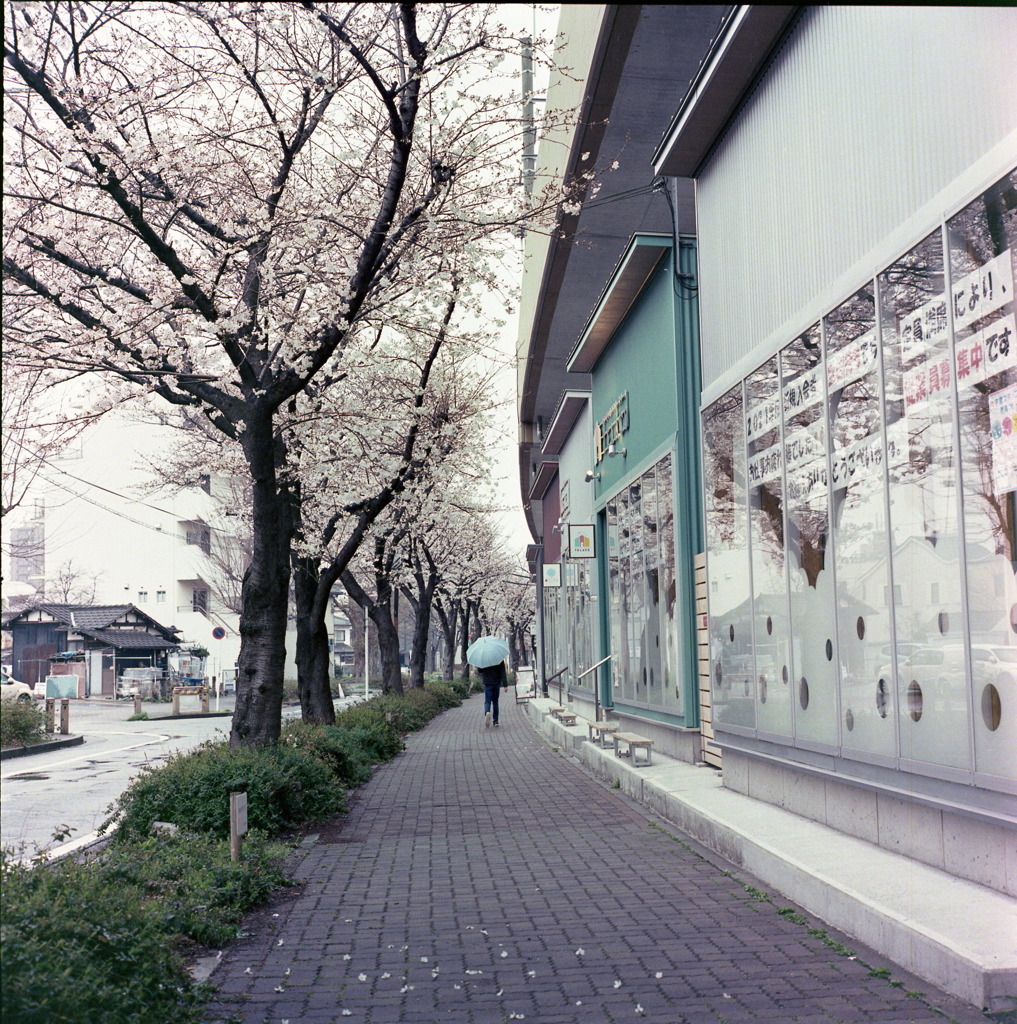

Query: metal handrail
[[577, 655, 611, 680], [546, 665, 568, 703], [580, 654, 613, 721]]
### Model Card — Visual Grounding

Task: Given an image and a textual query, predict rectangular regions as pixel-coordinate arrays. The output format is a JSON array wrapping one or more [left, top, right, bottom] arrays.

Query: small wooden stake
[[230, 791, 248, 862]]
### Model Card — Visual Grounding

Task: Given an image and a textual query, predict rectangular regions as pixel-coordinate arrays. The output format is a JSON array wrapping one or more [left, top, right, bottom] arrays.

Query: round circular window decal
[[766, 616, 773, 636], [799, 678, 810, 710], [876, 678, 889, 719], [729, 624, 735, 642], [1011, 603, 1017, 634], [938, 611, 949, 635], [759, 675, 767, 703], [825, 639, 833, 662], [907, 681, 923, 722], [981, 684, 1002, 732], [856, 616, 865, 641], [845, 708, 854, 731], [782, 664, 788, 684], [714, 660, 723, 685]]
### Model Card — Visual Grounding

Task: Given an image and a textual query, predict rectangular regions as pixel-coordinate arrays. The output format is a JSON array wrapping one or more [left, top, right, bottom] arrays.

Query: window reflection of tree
[[949, 172, 1017, 564], [783, 328, 827, 588], [747, 360, 784, 562], [703, 388, 743, 547]]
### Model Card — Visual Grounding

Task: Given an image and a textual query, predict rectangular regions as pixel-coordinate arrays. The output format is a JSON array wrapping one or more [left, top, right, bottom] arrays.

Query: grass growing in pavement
[[1, 683, 471, 1024]]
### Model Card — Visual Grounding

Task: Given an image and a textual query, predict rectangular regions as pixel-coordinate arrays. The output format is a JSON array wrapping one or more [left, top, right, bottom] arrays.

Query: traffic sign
[[212, 626, 227, 640]]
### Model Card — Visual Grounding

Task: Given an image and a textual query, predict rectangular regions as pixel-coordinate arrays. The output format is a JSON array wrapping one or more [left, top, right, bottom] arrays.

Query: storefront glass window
[[825, 285, 896, 762], [782, 326, 839, 746], [656, 455, 683, 714], [746, 357, 793, 737], [605, 453, 681, 711], [881, 232, 971, 771], [948, 171, 1017, 781], [703, 387, 754, 730]]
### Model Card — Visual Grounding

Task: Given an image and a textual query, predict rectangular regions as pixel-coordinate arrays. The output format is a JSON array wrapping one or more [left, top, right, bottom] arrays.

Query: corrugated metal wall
[[697, 6, 1017, 389]]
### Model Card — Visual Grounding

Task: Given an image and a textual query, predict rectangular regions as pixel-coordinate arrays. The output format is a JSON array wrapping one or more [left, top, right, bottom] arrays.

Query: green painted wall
[[591, 248, 678, 499], [591, 237, 703, 726]]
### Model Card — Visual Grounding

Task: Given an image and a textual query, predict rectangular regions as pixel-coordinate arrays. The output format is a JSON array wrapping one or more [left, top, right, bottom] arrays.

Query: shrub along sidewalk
[[0, 679, 472, 1024]]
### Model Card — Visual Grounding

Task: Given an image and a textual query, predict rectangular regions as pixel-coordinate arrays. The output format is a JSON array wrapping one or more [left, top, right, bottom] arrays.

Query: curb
[[1, 735, 85, 760], [142, 711, 235, 721]]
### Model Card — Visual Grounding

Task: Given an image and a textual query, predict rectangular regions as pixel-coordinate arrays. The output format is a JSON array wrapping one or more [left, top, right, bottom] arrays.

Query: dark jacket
[[479, 662, 508, 689]]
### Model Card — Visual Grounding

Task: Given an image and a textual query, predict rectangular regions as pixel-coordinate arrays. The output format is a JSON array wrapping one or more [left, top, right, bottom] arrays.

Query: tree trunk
[[293, 554, 336, 725], [230, 413, 292, 748], [341, 569, 403, 695], [434, 596, 457, 681], [372, 601, 403, 695], [348, 599, 366, 683], [405, 577, 436, 689], [458, 600, 471, 682]]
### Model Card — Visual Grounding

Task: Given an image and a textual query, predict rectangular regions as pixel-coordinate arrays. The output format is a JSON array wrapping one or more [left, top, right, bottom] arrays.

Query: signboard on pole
[[567, 524, 596, 558]]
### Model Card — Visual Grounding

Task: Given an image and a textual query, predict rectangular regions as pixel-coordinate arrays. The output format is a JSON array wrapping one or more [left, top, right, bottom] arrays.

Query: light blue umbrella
[[466, 635, 510, 668]]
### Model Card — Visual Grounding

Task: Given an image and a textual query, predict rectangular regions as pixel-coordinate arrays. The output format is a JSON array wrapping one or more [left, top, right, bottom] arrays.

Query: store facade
[[562, 234, 704, 760], [655, 6, 1017, 890]]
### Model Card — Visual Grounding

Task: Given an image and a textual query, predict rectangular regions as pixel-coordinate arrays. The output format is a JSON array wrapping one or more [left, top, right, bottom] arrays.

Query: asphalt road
[[0, 693, 366, 860]]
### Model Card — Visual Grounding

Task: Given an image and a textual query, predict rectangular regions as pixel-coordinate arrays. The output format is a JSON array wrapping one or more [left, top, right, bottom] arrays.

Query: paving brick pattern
[[205, 696, 991, 1024]]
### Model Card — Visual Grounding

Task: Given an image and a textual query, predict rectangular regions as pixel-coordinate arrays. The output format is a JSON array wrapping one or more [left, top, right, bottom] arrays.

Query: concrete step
[[525, 698, 1017, 1012]]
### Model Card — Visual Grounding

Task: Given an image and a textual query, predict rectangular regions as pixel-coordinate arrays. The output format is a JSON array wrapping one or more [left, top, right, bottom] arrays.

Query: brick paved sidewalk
[[204, 695, 993, 1024]]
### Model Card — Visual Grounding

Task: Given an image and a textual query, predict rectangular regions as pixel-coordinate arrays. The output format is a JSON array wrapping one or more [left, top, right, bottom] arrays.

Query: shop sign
[[596, 392, 628, 462], [559, 479, 571, 520], [827, 330, 877, 393], [568, 524, 596, 558], [543, 564, 561, 588], [989, 383, 1017, 495], [952, 249, 1012, 333], [955, 313, 1016, 388]]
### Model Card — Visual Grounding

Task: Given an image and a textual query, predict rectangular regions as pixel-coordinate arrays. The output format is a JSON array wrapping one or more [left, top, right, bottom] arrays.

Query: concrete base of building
[[525, 698, 1017, 1012]]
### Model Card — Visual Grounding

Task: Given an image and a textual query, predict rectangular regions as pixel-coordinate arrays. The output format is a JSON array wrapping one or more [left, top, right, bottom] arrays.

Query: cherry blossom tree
[[4, 2, 572, 745]]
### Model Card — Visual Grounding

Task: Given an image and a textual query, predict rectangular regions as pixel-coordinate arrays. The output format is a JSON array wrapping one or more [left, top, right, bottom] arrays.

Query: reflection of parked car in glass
[[877, 645, 1016, 712], [1, 666, 34, 702]]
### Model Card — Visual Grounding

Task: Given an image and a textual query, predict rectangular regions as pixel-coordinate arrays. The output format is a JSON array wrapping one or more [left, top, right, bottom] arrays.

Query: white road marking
[[1, 732, 171, 779]]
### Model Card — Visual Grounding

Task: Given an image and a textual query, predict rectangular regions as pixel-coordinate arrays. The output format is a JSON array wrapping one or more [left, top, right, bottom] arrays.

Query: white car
[[0, 667, 34, 703]]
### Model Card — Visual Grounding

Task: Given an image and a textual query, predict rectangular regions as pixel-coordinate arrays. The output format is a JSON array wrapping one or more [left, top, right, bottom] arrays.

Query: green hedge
[[104, 739, 346, 841], [0, 698, 47, 749]]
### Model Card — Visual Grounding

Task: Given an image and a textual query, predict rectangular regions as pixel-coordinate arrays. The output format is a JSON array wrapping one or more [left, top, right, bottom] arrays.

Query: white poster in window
[[952, 249, 1012, 333], [568, 524, 596, 558], [786, 460, 827, 507], [955, 313, 1016, 388], [899, 294, 948, 360], [827, 330, 877, 393], [543, 564, 561, 588], [745, 393, 781, 444], [989, 383, 1017, 496], [784, 422, 825, 473], [830, 433, 884, 492], [782, 366, 823, 416], [903, 352, 953, 412], [747, 441, 783, 487]]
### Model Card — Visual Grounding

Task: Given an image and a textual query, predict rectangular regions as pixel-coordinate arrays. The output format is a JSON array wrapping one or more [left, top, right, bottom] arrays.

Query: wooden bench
[[557, 711, 578, 727], [587, 721, 620, 747], [548, 706, 567, 719], [612, 731, 654, 766]]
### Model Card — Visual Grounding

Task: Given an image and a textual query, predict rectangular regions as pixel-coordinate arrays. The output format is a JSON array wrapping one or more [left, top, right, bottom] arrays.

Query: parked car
[[1, 666, 34, 703]]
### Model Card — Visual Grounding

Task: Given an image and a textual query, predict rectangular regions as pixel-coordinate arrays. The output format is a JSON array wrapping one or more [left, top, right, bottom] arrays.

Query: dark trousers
[[484, 684, 501, 723]]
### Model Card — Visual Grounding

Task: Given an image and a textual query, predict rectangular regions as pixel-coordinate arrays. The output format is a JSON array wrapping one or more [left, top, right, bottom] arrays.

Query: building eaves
[[541, 391, 590, 457], [529, 460, 560, 502], [652, 5, 800, 177], [568, 234, 672, 373], [79, 628, 180, 650]]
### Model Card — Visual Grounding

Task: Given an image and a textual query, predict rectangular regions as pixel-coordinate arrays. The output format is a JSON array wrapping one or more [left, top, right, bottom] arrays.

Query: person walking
[[480, 660, 508, 728]]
